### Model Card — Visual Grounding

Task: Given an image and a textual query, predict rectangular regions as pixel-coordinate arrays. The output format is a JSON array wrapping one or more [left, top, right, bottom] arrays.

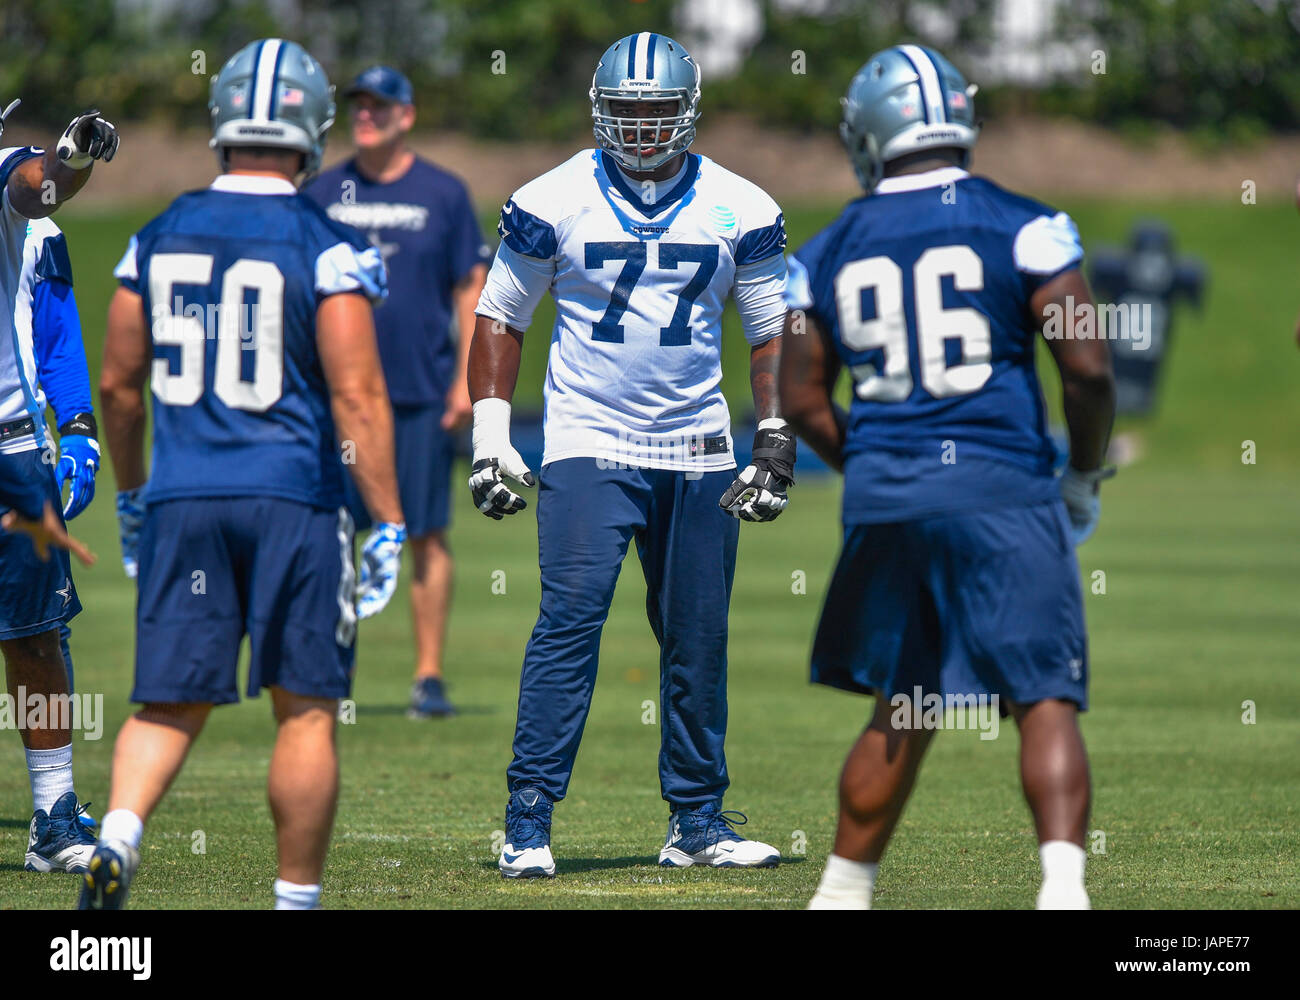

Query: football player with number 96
[[470, 32, 793, 878], [780, 46, 1116, 910]]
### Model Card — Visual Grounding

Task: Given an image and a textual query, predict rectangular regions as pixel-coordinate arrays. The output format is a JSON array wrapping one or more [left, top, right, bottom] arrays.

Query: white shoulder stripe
[[1014, 212, 1083, 275], [898, 44, 946, 124]]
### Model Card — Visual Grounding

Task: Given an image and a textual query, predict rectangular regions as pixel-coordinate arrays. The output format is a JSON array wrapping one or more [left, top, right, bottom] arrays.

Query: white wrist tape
[[472, 397, 513, 461]]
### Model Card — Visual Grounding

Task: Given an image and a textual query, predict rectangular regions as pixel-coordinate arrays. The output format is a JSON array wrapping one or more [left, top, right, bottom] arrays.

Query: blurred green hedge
[[2, 0, 1297, 139]]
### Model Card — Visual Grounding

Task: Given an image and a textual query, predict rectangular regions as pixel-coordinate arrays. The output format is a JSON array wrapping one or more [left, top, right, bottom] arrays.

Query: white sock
[[809, 853, 878, 909], [1039, 840, 1086, 888], [99, 808, 144, 850], [26, 744, 73, 814], [274, 879, 322, 910]]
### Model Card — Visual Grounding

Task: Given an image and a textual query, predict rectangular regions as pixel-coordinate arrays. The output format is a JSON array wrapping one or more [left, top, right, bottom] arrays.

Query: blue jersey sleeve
[[735, 212, 787, 266], [497, 197, 558, 260], [32, 280, 93, 427], [32, 233, 93, 427]]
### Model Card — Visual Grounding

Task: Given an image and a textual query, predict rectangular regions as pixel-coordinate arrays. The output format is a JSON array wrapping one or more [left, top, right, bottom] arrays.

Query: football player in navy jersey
[[82, 40, 404, 910], [779, 47, 1116, 909]]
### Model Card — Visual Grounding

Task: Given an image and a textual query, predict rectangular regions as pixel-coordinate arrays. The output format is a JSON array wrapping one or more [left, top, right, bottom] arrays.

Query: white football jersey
[[476, 148, 787, 472], [0, 146, 58, 455]]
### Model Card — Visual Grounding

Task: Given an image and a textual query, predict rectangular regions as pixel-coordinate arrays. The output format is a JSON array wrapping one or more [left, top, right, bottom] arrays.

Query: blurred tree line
[[1, 0, 1298, 139]]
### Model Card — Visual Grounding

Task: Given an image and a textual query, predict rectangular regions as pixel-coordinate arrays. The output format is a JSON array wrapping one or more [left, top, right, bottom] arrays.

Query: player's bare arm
[[7, 111, 120, 219], [778, 310, 846, 472], [1035, 267, 1117, 544], [1034, 269, 1116, 471], [99, 287, 151, 491], [466, 313, 533, 517], [468, 312, 524, 403], [317, 292, 402, 525], [443, 263, 489, 431], [719, 333, 798, 521], [748, 336, 781, 421]]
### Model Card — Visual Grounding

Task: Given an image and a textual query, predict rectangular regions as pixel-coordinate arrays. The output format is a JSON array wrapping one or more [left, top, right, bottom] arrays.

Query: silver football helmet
[[209, 39, 336, 177], [590, 32, 701, 172], [840, 45, 979, 192]]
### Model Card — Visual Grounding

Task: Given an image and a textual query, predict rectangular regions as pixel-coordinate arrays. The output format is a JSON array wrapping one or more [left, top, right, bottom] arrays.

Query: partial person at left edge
[[303, 65, 491, 719], [0, 98, 118, 875]]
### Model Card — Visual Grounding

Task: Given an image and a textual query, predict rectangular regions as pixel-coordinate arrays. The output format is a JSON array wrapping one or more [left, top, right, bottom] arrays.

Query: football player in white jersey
[[470, 33, 795, 878], [0, 101, 119, 873]]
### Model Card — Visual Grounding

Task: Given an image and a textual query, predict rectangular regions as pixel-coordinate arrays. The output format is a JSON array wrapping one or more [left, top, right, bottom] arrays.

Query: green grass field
[[0, 193, 1297, 909]]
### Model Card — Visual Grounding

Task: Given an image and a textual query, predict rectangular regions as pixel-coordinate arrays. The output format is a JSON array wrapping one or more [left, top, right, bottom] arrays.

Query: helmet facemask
[[590, 86, 699, 172]]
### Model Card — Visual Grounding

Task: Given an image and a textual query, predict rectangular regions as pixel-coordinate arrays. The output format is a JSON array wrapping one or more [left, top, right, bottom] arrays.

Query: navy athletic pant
[[507, 458, 740, 808]]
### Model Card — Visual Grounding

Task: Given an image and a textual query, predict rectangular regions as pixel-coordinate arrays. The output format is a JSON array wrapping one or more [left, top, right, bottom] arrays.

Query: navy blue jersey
[[114, 174, 386, 509], [787, 167, 1084, 523], [303, 157, 490, 405]]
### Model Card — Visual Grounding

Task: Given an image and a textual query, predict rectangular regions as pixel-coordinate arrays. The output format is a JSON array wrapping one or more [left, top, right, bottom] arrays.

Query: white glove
[[468, 398, 534, 519], [1058, 466, 1115, 545], [57, 109, 120, 169]]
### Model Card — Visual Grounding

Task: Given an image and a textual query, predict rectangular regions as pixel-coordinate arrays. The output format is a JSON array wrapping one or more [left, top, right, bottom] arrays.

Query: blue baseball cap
[[345, 65, 414, 105]]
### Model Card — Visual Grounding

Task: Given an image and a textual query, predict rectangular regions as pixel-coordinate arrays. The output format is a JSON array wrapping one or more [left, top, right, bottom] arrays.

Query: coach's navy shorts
[[812, 499, 1088, 710], [133, 497, 357, 704], [345, 403, 454, 537], [0, 447, 81, 640]]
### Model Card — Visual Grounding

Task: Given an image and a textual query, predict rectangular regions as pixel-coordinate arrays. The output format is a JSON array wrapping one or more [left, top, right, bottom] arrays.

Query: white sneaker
[[499, 787, 557, 879], [807, 889, 871, 909], [498, 843, 556, 879], [1036, 882, 1091, 909], [658, 806, 780, 869]]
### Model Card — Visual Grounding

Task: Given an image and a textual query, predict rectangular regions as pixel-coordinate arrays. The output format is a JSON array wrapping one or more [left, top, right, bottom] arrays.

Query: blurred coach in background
[[305, 66, 490, 718]]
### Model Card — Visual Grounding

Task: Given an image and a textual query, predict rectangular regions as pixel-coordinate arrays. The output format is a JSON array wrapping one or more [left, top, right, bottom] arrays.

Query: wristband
[[58, 412, 98, 440]]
